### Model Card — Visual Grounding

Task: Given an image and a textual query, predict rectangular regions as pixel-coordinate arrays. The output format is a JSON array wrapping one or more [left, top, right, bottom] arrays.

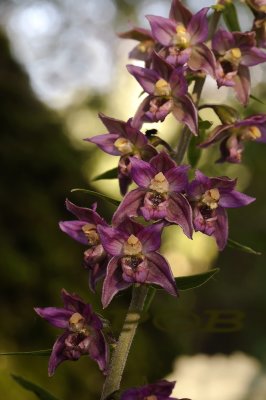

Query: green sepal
[[222, 3, 241, 31], [0, 349, 51, 356], [92, 167, 118, 181], [175, 268, 219, 290], [11, 374, 60, 400], [71, 188, 120, 206], [227, 239, 262, 255]]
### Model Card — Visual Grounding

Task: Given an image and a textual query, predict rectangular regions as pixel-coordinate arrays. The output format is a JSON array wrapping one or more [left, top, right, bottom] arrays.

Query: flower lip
[[81, 224, 100, 246], [123, 234, 143, 255], [201, 188, 220, 210], [173, 23, 190, 47], [114, 137, 135, 154], [149, 172, 170, 193], [154, 79, 172, 97]]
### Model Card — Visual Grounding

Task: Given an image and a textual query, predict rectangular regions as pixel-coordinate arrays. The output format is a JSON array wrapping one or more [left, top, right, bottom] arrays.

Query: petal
[[169, 0, 192, 25], [138, 222, 165, 253], [199, 124, 232, 148], [127, 64, 159, 94], [130, 157, 156, 187], [116, 217, 143, 236], [98, 113, 127, 136], [48, 333, 68, 376], [112, 188, 146, 226], [145, 252, 177, 296], [152, 52, 174, 81], [165, 165, 189, 192], [212, 29, 235, 55], [61, 289, 88, 314], [219, 190, 256, 208], [146, 15, 176, 46], [132, 95, 153, 129], [212, 207, 228, 250], [233, 65, 251, 106], [59, 220, 88, 245], [88, 331, 109, 374], [65, 199, 105, 225], [172, 95, 198, 135], [85, 134, 121, 155], [87, 258, 108, 293], [150, 151, 177, 172], [118, 27, 153, 41], [241, 47, 266, 67], [169, 67, 188, 97], [125, 123, 148, 147], [187, 7, 209, 45], [97, 225, 127, 256], [166, 192, 193, 238], [34, 307, 72, 329], [102, 256, 131, 308], [188, 44, 217, 78]]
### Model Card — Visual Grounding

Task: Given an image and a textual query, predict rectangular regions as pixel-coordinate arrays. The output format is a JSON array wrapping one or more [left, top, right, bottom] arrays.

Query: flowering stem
[[101, 284, 148, 400]]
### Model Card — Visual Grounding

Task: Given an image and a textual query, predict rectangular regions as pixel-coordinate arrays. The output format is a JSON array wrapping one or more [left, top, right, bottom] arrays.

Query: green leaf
[[143, 287, 157, 313], [201, 104, 239, 124], [71, 188, 120, 206], [92, 167, 118, 181], [188, 135, 202, 168], [227, 239, 262, 255], [0, 349, 51, 356], [223, 3, 241, 31], [199, 120, 213, 130], [175, 268, 219, 290], [11, 374, 60, 400], [250, 94, 265, 105]]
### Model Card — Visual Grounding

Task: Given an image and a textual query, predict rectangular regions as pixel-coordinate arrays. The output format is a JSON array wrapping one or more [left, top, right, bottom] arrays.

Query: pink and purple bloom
[[199, 114, 266, 163], [146, 0, 216, 77], [121, 379, 190, 400], [98, 218, 177, 308], [212, 29, 266, 105], [187, 171, 256, 250], [112, 152, 193, 238], [85, 113, 157, 194], [59, 199, 108, 292], [127, 52, 198, 134], [34, 289, 109, 376]]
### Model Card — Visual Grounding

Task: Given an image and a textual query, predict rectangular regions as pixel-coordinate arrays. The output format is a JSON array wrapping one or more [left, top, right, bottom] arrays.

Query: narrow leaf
[[143, 287, 157, 313], [188, 135, 202, 168], [223, 3, 241, 31], [71, 189, 120, 206], [175, 268, 219, 290], [227, 239, 261, 255], [250, 94, 265, 105], [11, 374, 60, 400], [201, 104, 239, 124], [92, 167, 118, 181], [0, 349, 51, 356]]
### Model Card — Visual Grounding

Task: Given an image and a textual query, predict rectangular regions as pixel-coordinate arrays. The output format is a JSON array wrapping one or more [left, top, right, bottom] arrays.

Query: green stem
[[101, 285, 148, 400]]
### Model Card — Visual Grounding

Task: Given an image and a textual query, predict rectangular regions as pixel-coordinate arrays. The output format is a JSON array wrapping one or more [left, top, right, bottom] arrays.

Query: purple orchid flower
[[121, 379, 190, 400], [187, 170, 256, 250], [112, 152, 193, 239], [59, 199, 108, 292], [247, 0, 266, 13], [127, 52, 198, 134], [34, 289, 109, 376], [146, 1, 216, 77], [84, 113, 157, 195], [199, 114, 266, 163], [98, 218, 177, 308], [212, 29, 266, 105]]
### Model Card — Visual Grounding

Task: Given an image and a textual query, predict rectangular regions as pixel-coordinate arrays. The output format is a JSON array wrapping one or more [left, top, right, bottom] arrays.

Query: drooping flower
[[59, 199, 108, 291], [187, 170, 256, 250], [199, 114, 266, 163], [112, 152, 193, 239], [127, 52, 198, 134], [212, 29, 266, 105], [146, 1, 216, 77], [34, 289, 109, 376], [98, 218, 177, 308], [121, 379, 190, 400], [85, 113, 157, 194]]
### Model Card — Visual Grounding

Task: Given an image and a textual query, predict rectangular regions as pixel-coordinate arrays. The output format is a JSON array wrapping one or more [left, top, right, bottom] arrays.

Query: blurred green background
[[0, 0, 266, 399]]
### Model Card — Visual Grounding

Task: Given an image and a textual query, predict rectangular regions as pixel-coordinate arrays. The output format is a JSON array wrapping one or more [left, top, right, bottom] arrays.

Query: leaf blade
[[71, 188, 120, 206], [92, 167, 118, 181], [0, 349, 51, 356], [175, 268, 219, 290], [227, 238, 261, 255], [222, 3, 241, 31], [12, 374, 60, 400]]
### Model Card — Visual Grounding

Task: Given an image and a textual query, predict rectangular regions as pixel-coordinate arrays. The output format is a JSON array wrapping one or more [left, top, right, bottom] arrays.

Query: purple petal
[[145, 252, 177, 296], [199, 124, 232, 148], [241, 47, 266, 67], [87, 260, 108, 293], [169, 0, 192, 25], [97, 226, 127, 256], [172, 95, 198, 135], [59, 220, 88, 245], [130, 157, 156, 187], [34, 307, 72, 329], [116, 217, 143, 236], [98, 113, 127, 136], [125, 123, 148, 147], [88, 331, 109, 374], [152, 52, 174, 81], [65, 199, 105, 225], [48, 333, 68, 376], [219, 190, 256, 208], [213, 207, 228, 251], [61, 289, 88, 314], [187, 7, 209, 45], [112, 188, 146, 226], [118, 27, 153, 41], [127, 64, 159, 94], [165, 165, 189, 192], [146, 15, 176, 46], [102, 256, 131, 308], [169, 67, 188, 97], [150, 151, 177, 172], [212, 29, 235, 55], [188, 44, 217, 78], [166, 192, 193, 238], [132, 95, 153, 129], [138, 222, 165, 253], [233, 65, 250, 106], [85, 134, 121, 155]]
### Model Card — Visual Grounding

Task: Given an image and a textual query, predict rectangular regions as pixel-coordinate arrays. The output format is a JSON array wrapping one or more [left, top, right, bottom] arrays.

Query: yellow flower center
[[223, 47, 242, 66], [82, 224, 100, 246], [173, 24, 190, 48], [123, 234, 143, 256], [149, 172, 170, 194], [154, 79, 172, 97], [241, 126, 261, 141], [69, 312, 88, 334], [202, 188, 220, 209], [137, 39, 154, 53], [114, 137, 134, 154]]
